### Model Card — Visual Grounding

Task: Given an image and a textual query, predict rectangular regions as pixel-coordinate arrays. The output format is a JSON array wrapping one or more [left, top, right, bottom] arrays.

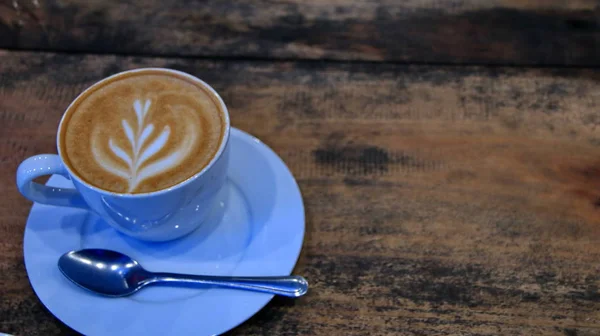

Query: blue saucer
[[23, 128, 305, 335]]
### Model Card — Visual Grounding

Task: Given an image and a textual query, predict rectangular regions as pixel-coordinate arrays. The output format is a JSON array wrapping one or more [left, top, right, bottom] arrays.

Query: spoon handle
[[151, 273, 308, 297]]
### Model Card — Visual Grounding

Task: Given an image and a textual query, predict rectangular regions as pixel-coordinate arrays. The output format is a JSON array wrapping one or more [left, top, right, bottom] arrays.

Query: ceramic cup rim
[[56, 67, 231, 199]]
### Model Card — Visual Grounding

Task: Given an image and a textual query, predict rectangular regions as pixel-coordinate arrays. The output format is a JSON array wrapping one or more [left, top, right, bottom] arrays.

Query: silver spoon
[[58, 249, 308, 298]]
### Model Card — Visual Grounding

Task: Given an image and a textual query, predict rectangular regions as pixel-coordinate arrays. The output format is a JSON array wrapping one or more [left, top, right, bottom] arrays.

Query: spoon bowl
[[58, 249, 308, 298]]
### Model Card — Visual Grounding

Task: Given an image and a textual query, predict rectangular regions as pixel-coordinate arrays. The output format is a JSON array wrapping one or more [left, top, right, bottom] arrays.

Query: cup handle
[[16, 154, 88, 209]]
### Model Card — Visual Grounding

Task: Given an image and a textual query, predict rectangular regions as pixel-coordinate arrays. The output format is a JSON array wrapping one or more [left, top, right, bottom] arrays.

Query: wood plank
[[1, 0, 600, 65], [2, 50, 600, 335]]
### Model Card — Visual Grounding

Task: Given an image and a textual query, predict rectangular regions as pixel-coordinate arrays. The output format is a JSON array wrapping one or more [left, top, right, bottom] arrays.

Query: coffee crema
[[60, 70, 226, 194]]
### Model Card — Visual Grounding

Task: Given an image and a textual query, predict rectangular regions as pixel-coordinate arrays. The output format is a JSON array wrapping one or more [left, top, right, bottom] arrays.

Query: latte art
[[60, 70, 226, 193], [91, 99, 199, 192]]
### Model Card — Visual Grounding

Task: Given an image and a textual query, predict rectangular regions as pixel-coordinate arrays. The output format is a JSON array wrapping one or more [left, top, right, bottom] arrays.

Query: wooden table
[[2, 1, 600, 335]]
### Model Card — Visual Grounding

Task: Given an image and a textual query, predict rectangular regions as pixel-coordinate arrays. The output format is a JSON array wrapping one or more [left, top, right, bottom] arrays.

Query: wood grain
[[1, 0, 600, 65], [2, 50, 600, 335]]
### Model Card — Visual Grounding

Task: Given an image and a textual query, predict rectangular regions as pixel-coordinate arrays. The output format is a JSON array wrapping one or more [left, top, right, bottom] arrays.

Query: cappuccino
[[59, 69, 226, 194]]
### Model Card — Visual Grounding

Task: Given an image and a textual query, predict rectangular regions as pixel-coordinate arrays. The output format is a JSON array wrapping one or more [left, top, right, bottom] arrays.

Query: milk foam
[[90, 99, 199, 192], [60, 70, 225, 193]]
